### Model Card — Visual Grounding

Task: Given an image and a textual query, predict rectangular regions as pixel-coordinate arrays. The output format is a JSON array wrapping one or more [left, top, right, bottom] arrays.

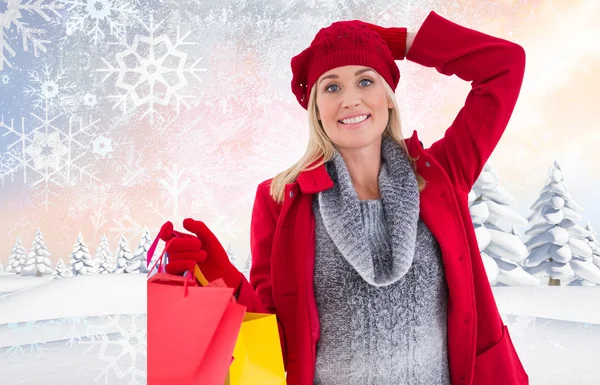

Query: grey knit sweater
[[312, 135, 451, 385]]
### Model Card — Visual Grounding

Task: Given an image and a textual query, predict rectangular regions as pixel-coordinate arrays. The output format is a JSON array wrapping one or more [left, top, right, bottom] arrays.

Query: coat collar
[[296, 130, 423, 195]]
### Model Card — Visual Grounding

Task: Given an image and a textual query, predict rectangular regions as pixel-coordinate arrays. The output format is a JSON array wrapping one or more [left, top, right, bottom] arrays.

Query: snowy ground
[[493, 286, 600, 324], [495, 286, 600, 385], [0, 274, 598, 384], [0, 273, 146, 324], [0, 273, 146, 385], [0, 272, 51, 296]]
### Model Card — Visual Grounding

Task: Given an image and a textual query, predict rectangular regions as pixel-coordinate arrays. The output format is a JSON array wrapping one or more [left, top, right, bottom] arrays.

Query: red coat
[[237, 11, 528, 385]]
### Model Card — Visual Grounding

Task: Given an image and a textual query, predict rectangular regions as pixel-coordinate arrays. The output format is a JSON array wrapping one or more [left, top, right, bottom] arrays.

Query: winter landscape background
[[1, 0, 599, 384]]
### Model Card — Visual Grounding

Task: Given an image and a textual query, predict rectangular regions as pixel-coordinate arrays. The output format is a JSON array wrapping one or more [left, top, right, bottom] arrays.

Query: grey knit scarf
[[316, 135, 421, 286], [312, 135, 450, 385]]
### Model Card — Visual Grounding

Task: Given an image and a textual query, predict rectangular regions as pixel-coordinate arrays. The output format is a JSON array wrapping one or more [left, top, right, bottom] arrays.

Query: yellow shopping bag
[[193, 265, 286, 385], [229, 312, 287, 385]]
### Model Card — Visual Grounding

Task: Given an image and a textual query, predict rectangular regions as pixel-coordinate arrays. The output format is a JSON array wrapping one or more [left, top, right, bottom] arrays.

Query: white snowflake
[[92, 134, 114, 157], [1, 73, 9, 84], [58, 0, 139, 45], [24, 63, 78, 114], [0, 108, 102, 209], [0, 0, 63, 71], [24, 130, 70, 171], [1, 320, 48, 360], [0, 147, 21, 184], [97, 14, 207, 122], [82, 314, 147, 384], [83, 92, 98, 107]]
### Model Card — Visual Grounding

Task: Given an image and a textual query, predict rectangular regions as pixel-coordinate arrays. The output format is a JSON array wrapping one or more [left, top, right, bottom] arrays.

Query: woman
[[160, 10, 529, 385]]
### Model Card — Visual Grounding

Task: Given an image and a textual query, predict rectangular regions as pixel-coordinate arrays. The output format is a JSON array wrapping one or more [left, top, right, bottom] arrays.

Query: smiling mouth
[[338, 114, 371, 126]]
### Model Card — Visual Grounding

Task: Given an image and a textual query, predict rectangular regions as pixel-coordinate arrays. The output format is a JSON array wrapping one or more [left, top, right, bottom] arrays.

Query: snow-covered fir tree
[[588, 221, 600, 270], [51, 259, 69, 280], [566, 220, 600, 286], [113, 234, 137, 273], [469, 164, 538, 286], [242, 252, 252, 280], [6, 237, 27, 274], [0, 261, 4, 273], [95, 235, 114, 274], [523, 161, 599, 285], [94, 234, 113, 272], [226, 245, 238, 269], [134, 228, 152, 274], [69, 233, 95, 276], [22, 229, 53, 277]]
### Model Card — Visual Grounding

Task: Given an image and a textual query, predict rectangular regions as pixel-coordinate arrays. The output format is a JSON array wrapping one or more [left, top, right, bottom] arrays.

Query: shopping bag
[[147, 233, 247, 385], [148, 272, 246, 385], [229, 312, 287, 385], [193, 266, 287, 385]]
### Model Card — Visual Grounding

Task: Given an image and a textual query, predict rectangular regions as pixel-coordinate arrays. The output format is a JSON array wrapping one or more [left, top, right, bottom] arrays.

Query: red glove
[[353, 20, 408, 60], [158, 219, 243, 290]]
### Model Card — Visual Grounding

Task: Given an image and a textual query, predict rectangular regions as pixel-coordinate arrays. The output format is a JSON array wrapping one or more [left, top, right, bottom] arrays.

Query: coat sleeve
[[405, 11, 526, 192], [235, 181, 288, 366]]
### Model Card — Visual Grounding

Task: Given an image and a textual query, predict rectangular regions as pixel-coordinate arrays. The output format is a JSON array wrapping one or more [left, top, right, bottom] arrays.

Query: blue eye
[[325, 78, 373, 93]]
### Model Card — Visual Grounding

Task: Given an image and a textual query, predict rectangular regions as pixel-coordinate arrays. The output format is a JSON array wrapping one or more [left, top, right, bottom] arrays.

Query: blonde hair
[[269, 74, 427, 204]]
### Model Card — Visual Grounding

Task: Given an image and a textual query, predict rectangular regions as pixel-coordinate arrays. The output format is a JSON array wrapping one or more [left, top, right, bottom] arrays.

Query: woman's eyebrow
[[319, 68, 375, 84]]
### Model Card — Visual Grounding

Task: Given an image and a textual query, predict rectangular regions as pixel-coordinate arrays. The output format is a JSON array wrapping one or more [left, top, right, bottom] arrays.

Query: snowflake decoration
[[92, 134, 113, 157], [24, 63, 78, 114], [98, 14, 207, 122], [1, 73, 9, 84], [0, 109, 102, 209], [1, 320, 48, 360], [24, 130, 70, 171], [83, 92, 98, 107], [0, 148, 21, 184], [82, 314, 147, 384], [58, 0, 139, 45], [0, 0, 63, 71]]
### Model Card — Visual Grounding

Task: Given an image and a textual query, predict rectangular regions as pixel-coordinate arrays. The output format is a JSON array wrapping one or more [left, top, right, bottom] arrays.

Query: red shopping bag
[[147, 234, 246, 385]]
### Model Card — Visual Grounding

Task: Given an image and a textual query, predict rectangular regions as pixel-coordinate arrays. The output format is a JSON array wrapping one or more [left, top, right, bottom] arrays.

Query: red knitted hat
[[291, 20, 407, 110]]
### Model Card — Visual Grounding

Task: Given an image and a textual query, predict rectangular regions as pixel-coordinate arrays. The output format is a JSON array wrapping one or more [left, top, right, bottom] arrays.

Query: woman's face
[[315, 65, 393, 151]]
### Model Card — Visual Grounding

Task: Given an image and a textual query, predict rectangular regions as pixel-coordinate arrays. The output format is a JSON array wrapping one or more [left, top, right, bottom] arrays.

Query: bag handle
[[146, 230, 182, 275]]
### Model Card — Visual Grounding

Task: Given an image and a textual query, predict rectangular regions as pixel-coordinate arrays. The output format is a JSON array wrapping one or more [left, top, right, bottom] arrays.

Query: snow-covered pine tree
[[588, 221, 600, 270], [51, 259, 69, 279], [469, 164, 538, 286], [22, 229, 53, 277], [96, 235, 114, 274], [242, 252, 252, 280], [6, 237, 26, 273], [7, 237, 27, 274], [94, 234, 113, 272], [134, 228, 152, 274], [113, 234, 136, 273], [69, 233, 95, 276], [0, 260, 4, 273], [523, 161, 597, 285], [226, 245, 237, 269], [566, 220, 600, 286]]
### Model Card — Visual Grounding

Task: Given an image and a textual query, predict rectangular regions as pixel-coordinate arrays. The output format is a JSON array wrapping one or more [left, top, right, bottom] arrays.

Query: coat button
[[289, 191, 294, 198], [425, 161, 431, 167]]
